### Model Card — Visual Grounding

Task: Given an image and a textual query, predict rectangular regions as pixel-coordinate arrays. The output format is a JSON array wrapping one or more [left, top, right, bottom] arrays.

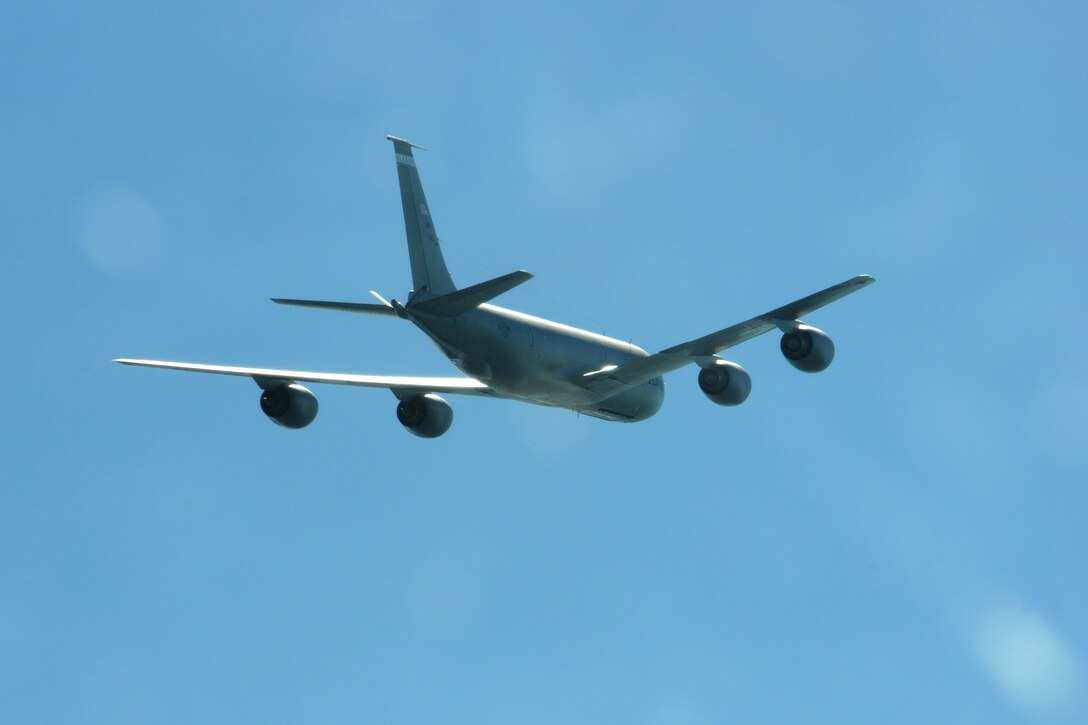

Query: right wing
[[113, 359, 493, 397], [579, 274, 875, 397]]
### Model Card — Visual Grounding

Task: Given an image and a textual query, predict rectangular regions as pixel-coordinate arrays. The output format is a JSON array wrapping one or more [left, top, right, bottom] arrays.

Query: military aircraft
[[116, 135, 875, 438]]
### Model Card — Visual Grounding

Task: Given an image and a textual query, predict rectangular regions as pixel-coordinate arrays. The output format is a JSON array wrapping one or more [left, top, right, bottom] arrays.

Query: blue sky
[[3, 2, 1087, 722]]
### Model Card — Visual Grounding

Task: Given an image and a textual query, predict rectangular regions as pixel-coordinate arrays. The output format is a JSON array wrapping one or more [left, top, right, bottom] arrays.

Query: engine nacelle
[[260, 383, 319, 428], [396, 393, 454, 438], [697, 359, 752, 406], [780, 324, 835, 373]]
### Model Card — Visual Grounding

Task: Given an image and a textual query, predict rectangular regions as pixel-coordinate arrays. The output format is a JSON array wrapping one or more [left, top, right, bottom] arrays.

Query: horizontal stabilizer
[[411, 270, 533, 316], [271, 298, 398, 317]]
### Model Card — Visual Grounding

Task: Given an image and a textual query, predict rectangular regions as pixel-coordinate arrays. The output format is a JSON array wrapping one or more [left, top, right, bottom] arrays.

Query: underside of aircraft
[[116, 135, 875, 438]]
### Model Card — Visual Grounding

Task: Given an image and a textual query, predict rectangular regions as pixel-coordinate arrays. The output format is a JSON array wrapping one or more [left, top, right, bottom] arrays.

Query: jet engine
[[780, 324, 835, 373], [697, 359, 751, 406], [396, 393, 454, 438], [260, 383, 319, 428]]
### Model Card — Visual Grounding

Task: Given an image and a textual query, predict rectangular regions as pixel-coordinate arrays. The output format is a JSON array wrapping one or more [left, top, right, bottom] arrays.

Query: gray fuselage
[[411, 303, 665, 421]]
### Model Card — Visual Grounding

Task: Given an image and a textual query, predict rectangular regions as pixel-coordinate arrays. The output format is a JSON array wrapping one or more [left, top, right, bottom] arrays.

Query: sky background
[[3, 2, 1087, 722]]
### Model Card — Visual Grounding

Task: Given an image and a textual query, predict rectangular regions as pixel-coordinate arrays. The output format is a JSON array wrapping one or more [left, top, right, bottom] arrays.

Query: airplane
[[115, 135, 875, 438]]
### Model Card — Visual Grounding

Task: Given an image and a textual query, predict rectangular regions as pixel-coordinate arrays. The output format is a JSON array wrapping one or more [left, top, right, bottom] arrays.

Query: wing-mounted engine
[[260, 382, 319, 428], [697, 358, 752, 406], [396, 393, 454, 438], [780, 324, 835, 373]]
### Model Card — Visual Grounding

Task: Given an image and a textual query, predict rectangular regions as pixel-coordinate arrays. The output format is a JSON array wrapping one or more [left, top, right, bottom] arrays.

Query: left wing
[[579, 274, 875, 397], [113, 359, 493, 396]]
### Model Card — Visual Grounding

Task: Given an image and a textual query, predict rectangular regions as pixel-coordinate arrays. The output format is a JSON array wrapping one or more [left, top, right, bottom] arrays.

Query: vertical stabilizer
[[388, 136, 456, 297]]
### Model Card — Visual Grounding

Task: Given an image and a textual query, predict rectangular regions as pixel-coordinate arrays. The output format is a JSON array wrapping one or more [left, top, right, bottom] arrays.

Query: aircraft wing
[[113, 359, 493, 397], [579, 274, 875, 397]]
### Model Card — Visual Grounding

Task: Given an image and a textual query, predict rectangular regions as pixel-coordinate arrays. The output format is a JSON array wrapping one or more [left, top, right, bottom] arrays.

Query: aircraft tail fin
[[411, 270, 533, 316], [388, 136, 456, 298]]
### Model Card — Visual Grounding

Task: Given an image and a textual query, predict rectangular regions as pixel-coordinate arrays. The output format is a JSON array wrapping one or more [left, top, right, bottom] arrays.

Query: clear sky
[[3, 2, 1087, 723]]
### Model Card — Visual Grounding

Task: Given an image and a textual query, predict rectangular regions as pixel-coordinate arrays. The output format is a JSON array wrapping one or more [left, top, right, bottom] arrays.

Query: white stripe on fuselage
[[478, 303, 649, 356], [411, 302, 652, 411]]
